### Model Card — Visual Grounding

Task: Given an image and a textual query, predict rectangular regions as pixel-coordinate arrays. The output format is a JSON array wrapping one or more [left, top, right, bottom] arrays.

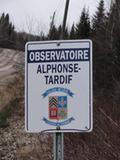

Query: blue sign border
[[25, 40, 92, 133]]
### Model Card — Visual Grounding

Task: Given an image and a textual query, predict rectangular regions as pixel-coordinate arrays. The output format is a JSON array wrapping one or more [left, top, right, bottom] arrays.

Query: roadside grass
[[0, 97, 20, 127], [0, 74, 24, 128]]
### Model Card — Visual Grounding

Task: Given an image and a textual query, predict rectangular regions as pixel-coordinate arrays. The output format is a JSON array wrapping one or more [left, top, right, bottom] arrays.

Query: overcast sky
[[0, 0, 110, 34]]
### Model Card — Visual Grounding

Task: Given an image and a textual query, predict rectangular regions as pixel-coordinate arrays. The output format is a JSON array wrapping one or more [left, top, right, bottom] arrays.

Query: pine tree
[[0, 13, 15, 48], [76, 8, 91, 39], [57, 25, 62, 39], [92, 0, 112, 93], [108, 1, 120, 81], [64, 27, 69, 39], [48, 12, 59, 40], [48, 24, 59, 40], [92, 0, 105, 33], [69, 24, 76, 39]]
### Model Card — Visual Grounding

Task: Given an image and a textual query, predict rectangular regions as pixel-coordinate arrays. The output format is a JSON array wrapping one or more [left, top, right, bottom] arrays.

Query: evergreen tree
[[76, 8, 91, 39], [108, 1, 120, 82], [92, 0, 105, 33], [57, 25, 62, 39], [92, 0, 112, 93], [64, 27, 69, 39], [48, 24, 59, 40], [69, 24, 76, 39], [48, 12, 60, 40], [0, 13, 15, 48]]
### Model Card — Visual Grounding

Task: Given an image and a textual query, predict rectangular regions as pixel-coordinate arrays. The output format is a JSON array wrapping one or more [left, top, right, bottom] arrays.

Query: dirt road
[[0, 48, 24, 83], [0, 48, 24, 111]]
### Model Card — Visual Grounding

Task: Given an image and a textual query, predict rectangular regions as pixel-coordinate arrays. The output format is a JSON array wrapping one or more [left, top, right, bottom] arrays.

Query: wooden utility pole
[[60, 0, 70, 39], [54, 1, 70, 160]]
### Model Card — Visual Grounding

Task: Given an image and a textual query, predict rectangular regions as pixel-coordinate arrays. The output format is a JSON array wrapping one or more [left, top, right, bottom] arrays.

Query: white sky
[[0, 0, 110, 34]]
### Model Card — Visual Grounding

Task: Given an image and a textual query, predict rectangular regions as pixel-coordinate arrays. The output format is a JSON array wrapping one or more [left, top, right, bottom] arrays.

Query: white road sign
[[25, 40, 93, 133]]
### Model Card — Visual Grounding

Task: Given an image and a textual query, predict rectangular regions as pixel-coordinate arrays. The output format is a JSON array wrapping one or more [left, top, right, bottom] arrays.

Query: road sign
[[25, 40, 93, 133]]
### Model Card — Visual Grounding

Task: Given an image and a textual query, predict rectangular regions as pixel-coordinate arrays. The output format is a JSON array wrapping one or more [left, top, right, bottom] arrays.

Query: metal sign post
[[54, 132, 64, 160], [54, 0, 70, 160]]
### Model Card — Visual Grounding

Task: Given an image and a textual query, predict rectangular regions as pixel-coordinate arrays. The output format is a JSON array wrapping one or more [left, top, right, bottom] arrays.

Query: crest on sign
[[49, 96, 67, 120], [42, 87, 75, 127]]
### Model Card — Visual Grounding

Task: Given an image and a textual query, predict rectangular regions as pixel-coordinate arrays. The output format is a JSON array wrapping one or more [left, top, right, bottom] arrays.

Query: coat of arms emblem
[[42, 87, 74, 127], [49, 96, 67, 120]]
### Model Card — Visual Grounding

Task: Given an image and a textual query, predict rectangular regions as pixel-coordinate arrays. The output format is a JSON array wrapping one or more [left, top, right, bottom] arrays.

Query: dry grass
[[16, 135, 53, 160], [0, 73, 24, 127], [0, 74, 23, 109]]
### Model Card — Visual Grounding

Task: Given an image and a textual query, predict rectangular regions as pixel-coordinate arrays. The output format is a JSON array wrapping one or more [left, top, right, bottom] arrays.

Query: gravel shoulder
[[0, 48, 52, 160], [0, 105, 52, 160]]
